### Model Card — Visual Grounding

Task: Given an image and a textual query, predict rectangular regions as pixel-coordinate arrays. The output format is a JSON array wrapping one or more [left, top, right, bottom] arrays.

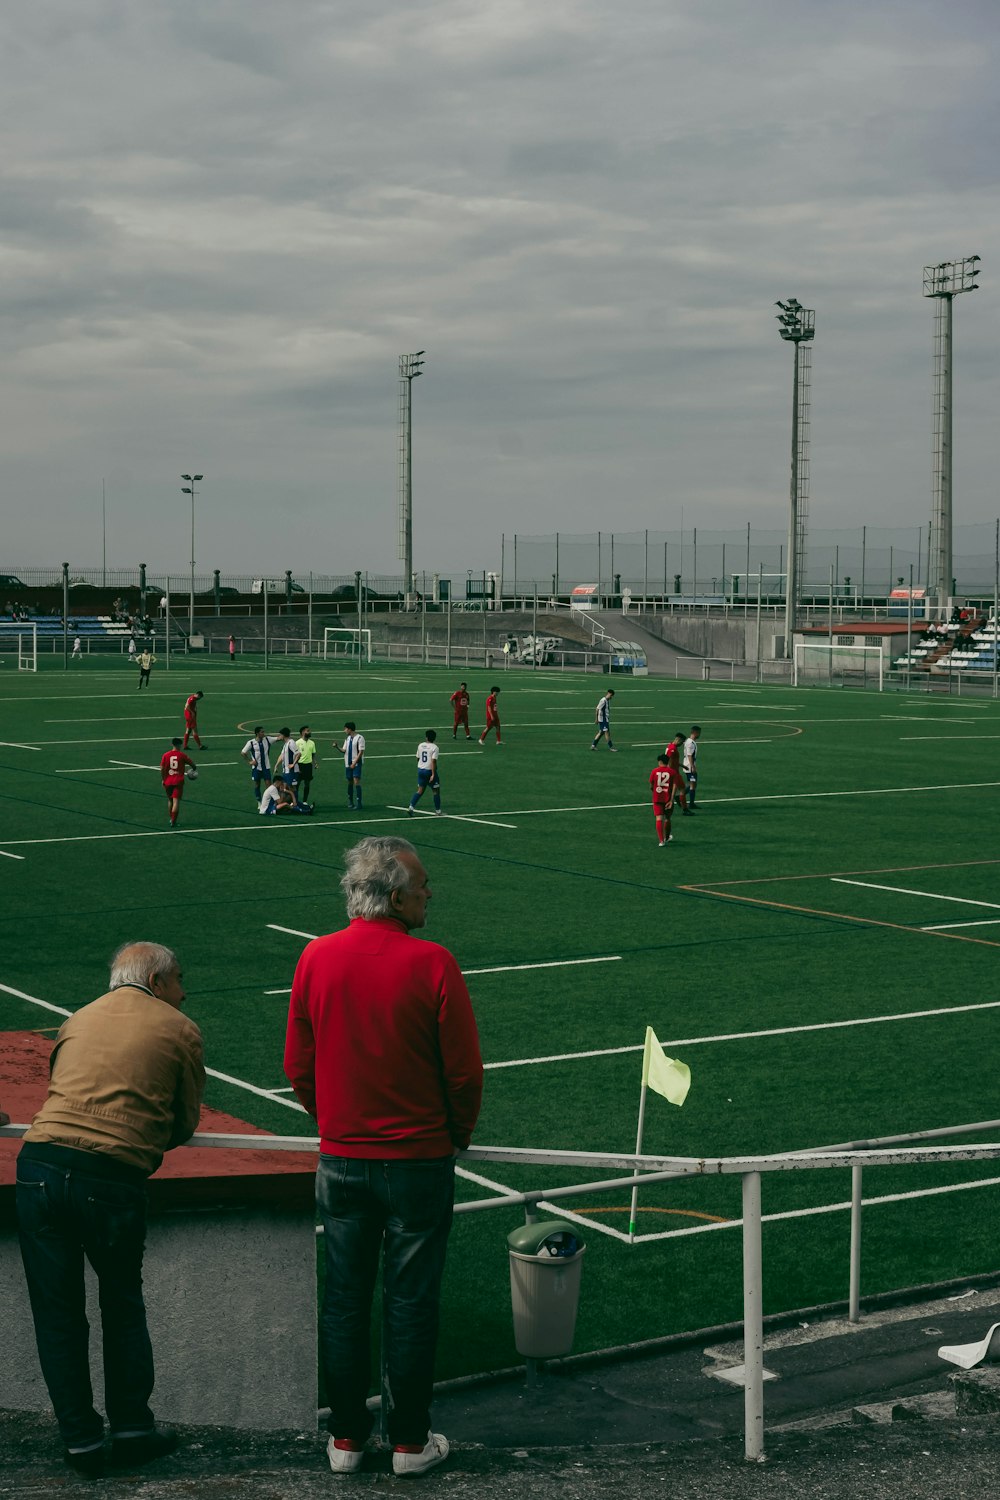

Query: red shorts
[[652, 797, 674, 815], [486, 712, 500, 728], [163, 777, 184, 798], [184, 714, 196, 727]]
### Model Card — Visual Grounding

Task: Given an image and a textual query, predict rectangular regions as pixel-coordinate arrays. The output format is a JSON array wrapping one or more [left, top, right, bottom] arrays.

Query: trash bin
[[507, 1220, 586, 1359]]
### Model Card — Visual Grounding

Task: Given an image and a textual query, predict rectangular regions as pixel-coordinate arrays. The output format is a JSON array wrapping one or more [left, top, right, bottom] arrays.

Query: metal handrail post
[[742, 1171, 765, 1461], [848, 1162, 863, 1322]]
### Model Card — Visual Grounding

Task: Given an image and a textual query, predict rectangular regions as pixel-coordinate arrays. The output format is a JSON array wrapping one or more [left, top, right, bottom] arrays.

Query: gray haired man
[[16, 943, 205, 1478], [284, 836, 483, 1477]]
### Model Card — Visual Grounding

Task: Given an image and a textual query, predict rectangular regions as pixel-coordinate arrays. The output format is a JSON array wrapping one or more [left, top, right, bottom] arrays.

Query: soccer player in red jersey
[[450, 682, 472, 740], [477, 686, 501, 746], [183, 691, 204, 749], [160, 737, 196, 826], [649, 754, 678, 847], [664, 732, 688, 812]]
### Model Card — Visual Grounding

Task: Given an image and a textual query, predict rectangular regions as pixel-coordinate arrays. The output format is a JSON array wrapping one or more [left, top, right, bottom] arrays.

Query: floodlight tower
[[775, 299, 815, 655], [923, 256, 980, 616], [181, 473, 204, 635], [397, 351, 425, 607]]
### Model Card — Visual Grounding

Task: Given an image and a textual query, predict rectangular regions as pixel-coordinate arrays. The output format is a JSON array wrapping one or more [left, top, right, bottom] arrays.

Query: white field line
[[0, 850, 26, 861], [901, 734, 1000, 741], [262, 952, 624, 996], [0, 983, 71, 1017], [54, 761, 239, 774], [0, 741, 41, 751], [0, 973, 578, 1229], [0, 812, 424, 848], [267, 924, 318, 940], [631, 1174, 1000, 1244], [385, 804, 517, 830], [482, 1000, 1000, 1071], [46, 716, 182, 723], [468, 956, 621, 977], [8, 778, 1000, 852], [480, 780, 1000, 818], [831, 878, 1000, 911], [0, 980, 308, 1112], [922, 918, 1000, 931]]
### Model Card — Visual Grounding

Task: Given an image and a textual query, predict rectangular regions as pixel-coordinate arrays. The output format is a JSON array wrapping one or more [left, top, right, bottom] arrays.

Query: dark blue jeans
[[16, 1155, 155, 1450], [317, 1155, 455, 1448]]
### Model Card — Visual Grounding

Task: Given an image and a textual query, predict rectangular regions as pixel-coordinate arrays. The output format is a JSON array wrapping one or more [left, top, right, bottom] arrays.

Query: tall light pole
[[398, 352, 425, 608], [775, 299, 815, 656], [923, 256, 980, 617], [181, 473, 204, 635]]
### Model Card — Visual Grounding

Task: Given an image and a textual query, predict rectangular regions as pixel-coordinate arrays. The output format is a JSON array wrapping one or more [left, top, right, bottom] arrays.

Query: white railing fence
[[4, 1119, 1000, 1460]]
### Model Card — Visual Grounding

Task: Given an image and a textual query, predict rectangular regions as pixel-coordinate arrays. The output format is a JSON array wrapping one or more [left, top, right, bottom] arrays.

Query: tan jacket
[[26, 986, 205, 1175]]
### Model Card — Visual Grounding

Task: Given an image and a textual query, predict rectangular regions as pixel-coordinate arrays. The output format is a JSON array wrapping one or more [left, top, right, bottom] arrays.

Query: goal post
[[793, 641, 883, 690], [322, 626, 372, 662], [0, 623, 38, 671]]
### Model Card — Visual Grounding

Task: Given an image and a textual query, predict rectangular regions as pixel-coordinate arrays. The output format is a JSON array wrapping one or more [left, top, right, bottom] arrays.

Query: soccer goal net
[[322, 627, 372, 662], [0, 623, 38, 671], [793, 642, 883, 690]]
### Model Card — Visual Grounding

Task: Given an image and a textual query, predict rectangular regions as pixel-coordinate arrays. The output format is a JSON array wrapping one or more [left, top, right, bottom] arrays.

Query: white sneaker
[[392, 1432, 449, 1476], [327, 1436, 364, 1473], [435, 809, 443, 816]]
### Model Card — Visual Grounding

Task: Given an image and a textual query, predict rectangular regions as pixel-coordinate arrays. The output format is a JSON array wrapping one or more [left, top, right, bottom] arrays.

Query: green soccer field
[[3, 657, 1000, 1378]]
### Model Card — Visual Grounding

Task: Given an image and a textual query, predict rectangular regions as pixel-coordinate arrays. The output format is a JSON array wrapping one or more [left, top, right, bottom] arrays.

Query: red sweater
[[283, 916, 483, 1158]]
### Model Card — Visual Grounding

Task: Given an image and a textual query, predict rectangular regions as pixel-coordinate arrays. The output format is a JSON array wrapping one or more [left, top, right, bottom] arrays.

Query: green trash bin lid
[[507, 1220, 582, 1256]]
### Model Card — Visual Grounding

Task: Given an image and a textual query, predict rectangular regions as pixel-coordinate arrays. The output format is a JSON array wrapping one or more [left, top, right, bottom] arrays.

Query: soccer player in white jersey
[[340, 722, 366, 810], [682, 726, 701, 813], [591, 688, 616, 751], [276, 729, 301, 797], [241, 727, 273, 805], [408, 730, 442, 816]]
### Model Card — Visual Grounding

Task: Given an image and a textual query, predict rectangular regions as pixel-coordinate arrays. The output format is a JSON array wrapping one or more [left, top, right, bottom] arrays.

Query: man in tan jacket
[[16, 942, 205, 1478]]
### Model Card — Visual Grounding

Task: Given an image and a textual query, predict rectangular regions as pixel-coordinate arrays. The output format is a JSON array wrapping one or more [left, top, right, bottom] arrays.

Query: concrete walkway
[[4, 1280, 999, 1498]]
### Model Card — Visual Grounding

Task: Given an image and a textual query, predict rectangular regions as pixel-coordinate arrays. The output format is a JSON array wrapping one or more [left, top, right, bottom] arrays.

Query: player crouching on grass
[[160, 738, 196, 827], [259, 774, 314, 815]]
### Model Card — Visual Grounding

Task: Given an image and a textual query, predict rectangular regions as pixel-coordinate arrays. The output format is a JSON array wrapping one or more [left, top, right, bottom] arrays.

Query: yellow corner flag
[[642, 1026, 691, 1107]]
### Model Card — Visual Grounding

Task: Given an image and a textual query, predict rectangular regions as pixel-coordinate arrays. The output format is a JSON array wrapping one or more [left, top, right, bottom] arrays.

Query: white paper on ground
[[938, 1322, 1000, 1370]]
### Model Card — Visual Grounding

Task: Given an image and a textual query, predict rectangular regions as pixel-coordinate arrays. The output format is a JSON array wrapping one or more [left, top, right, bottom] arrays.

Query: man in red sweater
[[284, 836, 483, 1478]]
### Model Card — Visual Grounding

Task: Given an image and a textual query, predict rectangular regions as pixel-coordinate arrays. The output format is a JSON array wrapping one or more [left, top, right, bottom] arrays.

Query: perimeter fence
[[500, 524, 1000, 600]]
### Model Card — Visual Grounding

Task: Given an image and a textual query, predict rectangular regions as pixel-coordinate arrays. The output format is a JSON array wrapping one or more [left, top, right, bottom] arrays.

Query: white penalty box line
[[262, 925, 622, 993], [831, 878, 1000, 932], [0, 979, 595, 1238]]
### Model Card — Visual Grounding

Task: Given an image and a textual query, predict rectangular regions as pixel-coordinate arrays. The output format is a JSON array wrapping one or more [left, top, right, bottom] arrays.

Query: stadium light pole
[[398, 353, 425, 608], [775, 299, 815, 657], [181, 474, 204, 636], [923, 257, 980, 618]]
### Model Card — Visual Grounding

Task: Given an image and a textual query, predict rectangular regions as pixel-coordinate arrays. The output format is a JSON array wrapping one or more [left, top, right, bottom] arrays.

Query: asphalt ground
[[3, 1280, 1000, 1498]]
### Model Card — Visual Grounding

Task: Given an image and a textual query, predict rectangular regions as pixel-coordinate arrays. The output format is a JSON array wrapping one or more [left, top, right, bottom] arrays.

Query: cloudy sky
[[2, 0, 997, 580]]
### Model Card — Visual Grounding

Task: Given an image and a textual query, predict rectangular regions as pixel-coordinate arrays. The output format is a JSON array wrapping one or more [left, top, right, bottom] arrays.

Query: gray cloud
[[0, 0, 997, 576]]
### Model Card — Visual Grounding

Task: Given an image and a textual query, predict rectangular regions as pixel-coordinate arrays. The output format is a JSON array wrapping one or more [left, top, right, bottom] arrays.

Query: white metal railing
[[4, 1120, 1000, 1460]]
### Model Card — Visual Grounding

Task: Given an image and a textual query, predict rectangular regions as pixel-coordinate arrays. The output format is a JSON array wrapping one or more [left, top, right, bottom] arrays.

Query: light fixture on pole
[[397, 352, 425, 608], [775, 299, 815, 657], [923, 256, 980, 617], [181, 473, 204, 635]]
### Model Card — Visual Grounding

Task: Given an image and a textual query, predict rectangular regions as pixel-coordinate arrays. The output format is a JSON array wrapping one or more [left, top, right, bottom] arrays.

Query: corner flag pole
[[628, 1026, 691, 1244], [628, 1028, 653, 1242]]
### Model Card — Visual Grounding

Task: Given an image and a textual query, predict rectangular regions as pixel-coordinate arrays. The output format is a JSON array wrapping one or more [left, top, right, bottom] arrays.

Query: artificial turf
[[2, 657, 999, 1378]]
